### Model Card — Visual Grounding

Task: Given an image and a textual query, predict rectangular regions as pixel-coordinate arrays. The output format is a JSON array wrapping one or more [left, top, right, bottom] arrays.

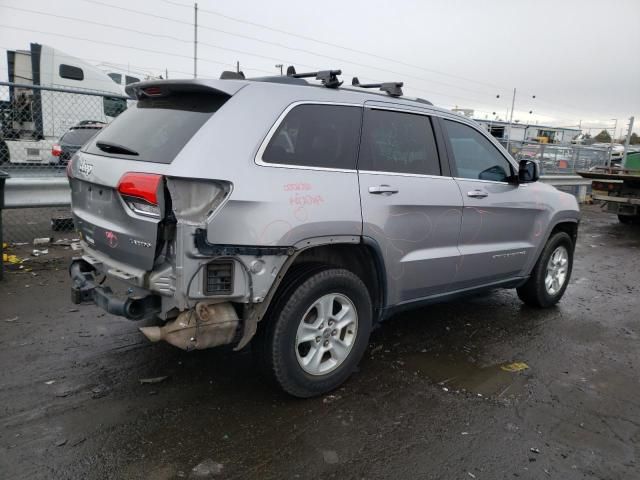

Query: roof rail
[[414, 97, 433, 105], [286, 66, 342, 89], [75, 120, 107, 126], [351, 77, 403, 97], [220, 71, 246, 80]]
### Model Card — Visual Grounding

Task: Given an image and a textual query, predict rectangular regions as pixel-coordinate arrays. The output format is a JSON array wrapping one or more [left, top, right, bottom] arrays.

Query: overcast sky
[[1, 0, 638, 135]]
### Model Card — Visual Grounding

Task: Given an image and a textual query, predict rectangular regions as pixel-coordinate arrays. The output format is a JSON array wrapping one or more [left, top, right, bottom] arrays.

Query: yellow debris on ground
[[2, 253, 22, 264], [501, 362, 529, 372]]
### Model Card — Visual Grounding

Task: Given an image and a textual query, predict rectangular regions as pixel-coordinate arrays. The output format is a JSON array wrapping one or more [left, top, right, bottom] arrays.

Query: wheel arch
[[262, 238, 386, 328], [525, 216, 579, 276], [284, 239, 386, 323], [548, 220, 578, 251]]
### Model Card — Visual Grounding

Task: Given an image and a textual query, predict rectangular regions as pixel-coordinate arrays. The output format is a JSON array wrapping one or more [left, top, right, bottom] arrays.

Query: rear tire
[[618, 214, 639, 225], [254, 267, 372, 398], [517, 232, 574, 308]]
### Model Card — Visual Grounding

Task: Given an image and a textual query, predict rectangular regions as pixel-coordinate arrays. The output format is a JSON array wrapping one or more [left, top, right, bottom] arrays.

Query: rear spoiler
[[126, 79, 247, 100]]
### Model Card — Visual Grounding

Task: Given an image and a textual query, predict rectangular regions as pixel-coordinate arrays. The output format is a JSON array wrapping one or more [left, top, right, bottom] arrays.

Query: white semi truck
[[1, 43, 128, 165]]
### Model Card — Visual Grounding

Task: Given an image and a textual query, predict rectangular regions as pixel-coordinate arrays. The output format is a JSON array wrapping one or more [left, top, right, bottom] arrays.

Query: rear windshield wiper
[[95, 141, 139, 156]]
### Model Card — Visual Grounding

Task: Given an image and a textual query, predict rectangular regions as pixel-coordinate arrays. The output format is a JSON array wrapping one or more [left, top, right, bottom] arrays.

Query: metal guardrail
[[2, 174, 591, 211], [3, 176, 70, 208], [539, 175, 592, 186]]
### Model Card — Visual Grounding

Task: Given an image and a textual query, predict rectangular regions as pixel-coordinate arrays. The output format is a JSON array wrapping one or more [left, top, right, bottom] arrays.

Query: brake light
[[117, 172, 163, 218], [52, 144, 62, 157], [143, 86, 163, 96]]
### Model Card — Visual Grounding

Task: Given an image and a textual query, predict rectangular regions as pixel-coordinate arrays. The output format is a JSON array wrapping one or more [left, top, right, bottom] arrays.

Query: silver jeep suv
[[69, 69, 579, 397]]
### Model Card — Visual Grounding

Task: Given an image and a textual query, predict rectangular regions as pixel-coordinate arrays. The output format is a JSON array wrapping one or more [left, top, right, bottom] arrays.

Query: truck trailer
[[1, 43, 127, 166]]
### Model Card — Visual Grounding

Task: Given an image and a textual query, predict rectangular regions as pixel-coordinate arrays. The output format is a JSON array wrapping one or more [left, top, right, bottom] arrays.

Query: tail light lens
[[117, 172, 163, 218], [66, 156, 74, 178], [52, 144, 62, 157]]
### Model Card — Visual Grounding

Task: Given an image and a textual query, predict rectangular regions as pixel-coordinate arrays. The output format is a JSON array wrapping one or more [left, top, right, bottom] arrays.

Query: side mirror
[[519, 159, 539, 183]]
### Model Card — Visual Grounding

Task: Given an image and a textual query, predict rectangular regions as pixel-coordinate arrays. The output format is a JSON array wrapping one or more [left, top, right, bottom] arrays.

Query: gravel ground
[[0, 205, 639, 479]]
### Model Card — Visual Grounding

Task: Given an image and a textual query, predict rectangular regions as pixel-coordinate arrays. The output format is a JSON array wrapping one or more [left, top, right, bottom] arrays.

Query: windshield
[[85, 92, 228, 164]]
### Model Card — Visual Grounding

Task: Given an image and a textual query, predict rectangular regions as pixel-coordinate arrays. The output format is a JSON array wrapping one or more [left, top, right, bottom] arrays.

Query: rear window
[[262, 104, 361, 170], [85, 92, 227, 164], [61, 128, 101, 146]]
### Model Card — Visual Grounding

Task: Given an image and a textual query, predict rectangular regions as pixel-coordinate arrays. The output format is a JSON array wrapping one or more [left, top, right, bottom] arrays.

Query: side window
[[262, 104, 361, 169], [358, 109, 440, 176], [444, 120, 513, 182], [59, 64, 84, 81], [108, 72, 122, 84], [103, 97, 127, 117], [125, 75, 141, 85]]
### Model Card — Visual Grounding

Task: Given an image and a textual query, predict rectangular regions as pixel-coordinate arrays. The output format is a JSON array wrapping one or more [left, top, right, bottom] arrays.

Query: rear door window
[[85, 92, 227, 164], [358, 108, 441, 175], [443, 119, 514, 182], [262, 104, 361, 170], [61, 128, 101, 146]]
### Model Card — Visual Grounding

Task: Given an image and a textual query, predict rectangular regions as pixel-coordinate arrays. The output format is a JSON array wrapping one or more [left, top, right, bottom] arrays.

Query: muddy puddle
[[402, 351, 530, 398]]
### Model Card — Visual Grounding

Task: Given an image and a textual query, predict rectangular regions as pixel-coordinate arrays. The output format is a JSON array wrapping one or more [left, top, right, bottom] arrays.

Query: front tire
[[517, 231, 574, 308], [255, 268, 372, 398]]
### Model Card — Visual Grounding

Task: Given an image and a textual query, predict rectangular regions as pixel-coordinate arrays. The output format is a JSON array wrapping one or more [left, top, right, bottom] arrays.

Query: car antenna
[[352, 77, 403, 97], [286, 65, 343, 89]]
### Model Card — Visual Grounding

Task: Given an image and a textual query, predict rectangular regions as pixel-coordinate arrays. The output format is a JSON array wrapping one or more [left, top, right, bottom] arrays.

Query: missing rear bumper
[[69, 258, 160, 320]]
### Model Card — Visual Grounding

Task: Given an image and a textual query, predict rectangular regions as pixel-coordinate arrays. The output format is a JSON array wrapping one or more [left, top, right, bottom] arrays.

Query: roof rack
[[351, 77, 403, 97], [219, 71, 246, 80], [286, 66, 342, 89]]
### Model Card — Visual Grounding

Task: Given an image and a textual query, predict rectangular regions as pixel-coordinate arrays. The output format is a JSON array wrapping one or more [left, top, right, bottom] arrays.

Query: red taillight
[[118, 172, 162, 205], [52, 144, 62, 157], [143, 86, 163, 96]]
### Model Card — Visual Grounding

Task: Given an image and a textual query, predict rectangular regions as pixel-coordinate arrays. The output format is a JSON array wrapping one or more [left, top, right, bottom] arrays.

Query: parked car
[[538, 146, 574, 171], [68, 71, 580, 397], [52, 121, 105, 165]]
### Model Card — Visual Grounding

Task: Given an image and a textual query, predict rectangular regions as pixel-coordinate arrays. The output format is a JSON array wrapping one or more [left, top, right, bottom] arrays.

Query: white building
[[473, 118, 581, 144]]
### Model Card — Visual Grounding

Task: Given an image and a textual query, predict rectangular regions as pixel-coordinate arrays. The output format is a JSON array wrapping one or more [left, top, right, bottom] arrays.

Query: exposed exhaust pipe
[[140, 302, 239, 350]]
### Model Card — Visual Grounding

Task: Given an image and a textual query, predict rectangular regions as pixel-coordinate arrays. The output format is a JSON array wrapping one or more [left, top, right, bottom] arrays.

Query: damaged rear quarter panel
[[164, 84, 365, 309]]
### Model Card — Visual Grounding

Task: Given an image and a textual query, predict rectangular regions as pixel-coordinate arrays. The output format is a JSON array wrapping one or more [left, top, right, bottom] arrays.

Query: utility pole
[[193, 2, 198, 78], [622, 116, 635, 168], [506, 88, 516, 154], [165, 68, 169, 80], [275, 64, 283, 76], [236, 61, 240, 74], [608, 118, 617, 167]]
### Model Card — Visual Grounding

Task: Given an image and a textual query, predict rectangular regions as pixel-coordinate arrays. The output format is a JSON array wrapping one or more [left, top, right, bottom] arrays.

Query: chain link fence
[[1, 82, 129, 243], [500, 140, 612, 175]]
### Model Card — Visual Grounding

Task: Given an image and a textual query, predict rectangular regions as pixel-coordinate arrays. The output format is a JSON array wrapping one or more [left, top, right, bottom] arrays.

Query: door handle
[[467, 189, 488, 198], [369, 185, 399, 195]]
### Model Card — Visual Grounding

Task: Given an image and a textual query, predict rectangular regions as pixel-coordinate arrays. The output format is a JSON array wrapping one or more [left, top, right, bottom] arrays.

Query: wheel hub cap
[[295, 293, 358, 376], [545, 245, 569, 296]]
